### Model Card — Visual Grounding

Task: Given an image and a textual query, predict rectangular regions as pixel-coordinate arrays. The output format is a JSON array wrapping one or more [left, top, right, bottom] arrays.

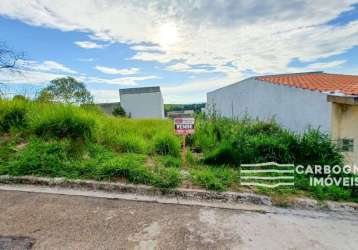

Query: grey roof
[[119, 86, 161, 95]]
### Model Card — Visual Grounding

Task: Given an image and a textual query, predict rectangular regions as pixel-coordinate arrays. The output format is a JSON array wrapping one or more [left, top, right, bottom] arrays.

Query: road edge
[[0, 175, 357, 213]]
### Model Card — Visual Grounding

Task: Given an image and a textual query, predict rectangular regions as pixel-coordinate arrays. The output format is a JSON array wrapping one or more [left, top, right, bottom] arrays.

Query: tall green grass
[[0, 99, 178, 155], [0, 99, 356, 201], [0, 99, 31, 132], [0, 99, 182, 188], [0, 137, 181, 188]]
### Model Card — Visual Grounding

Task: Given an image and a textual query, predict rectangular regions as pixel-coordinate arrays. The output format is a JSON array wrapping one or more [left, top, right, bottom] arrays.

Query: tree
[[37, 77, 93, 105], [0, 42, 24, 97], [12, 95, 28, 101], [112, 104, 126, 117], [0, 41, 23, 70]]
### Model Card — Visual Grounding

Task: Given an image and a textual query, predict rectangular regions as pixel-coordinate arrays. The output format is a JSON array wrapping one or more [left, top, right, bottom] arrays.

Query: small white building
[[207, 72, 358, 134], [119, 86, 164, 119]]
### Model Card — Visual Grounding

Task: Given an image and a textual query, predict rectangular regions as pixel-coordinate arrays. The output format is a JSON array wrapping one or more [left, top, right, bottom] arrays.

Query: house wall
[[96, 102, 121, 115], [120, 92, 164, 119], [331, 103, 358, 166], [207, 78, 331, 133]]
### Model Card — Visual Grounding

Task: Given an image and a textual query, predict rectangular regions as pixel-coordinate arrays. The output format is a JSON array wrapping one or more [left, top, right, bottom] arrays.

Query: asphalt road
[[0, 190, 358, 250]]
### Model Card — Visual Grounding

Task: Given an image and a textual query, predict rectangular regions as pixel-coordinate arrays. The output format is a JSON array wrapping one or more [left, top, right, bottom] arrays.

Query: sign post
[[174, 118, 195, 164]]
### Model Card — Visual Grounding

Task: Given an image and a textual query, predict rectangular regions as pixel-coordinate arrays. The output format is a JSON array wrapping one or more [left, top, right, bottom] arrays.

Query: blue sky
[[0, 1, 357, 103]]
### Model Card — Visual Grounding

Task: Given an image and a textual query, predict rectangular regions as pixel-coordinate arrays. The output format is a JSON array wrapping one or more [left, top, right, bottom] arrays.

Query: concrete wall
[[96, 102, 121, 115], [331, 103, 358, 166], [207, 78, 331, 133], [120, 92, 164, 119]]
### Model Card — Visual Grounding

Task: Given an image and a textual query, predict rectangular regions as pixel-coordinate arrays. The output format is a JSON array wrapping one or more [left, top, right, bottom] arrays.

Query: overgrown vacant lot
[[0, 99, 357, 203]]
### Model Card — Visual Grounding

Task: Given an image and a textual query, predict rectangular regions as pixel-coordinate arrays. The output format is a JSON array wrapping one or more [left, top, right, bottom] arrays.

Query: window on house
[[337, 138, 354, 152]]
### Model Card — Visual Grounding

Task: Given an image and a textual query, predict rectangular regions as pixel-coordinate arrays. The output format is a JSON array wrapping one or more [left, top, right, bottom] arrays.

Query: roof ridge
[[256, 71, 324, 79]]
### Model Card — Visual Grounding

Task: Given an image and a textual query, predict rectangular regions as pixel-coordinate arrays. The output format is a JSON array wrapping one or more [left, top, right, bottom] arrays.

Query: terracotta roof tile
[[256, 72, 358, 96]]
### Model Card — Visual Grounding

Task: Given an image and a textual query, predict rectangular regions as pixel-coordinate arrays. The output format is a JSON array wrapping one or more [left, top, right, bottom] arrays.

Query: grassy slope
[[0, 99, 356, 203], [0, 100, 183, 188]]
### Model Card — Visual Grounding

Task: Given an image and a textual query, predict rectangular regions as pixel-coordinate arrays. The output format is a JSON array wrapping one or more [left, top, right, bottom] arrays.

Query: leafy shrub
[[294, 129, 343, 166], [112, 105, 126, 117], [204, 133, 295, 166], [12, 95, 28, 102], [204, 141, 237, 165], [0, 101, 29, 132], [199, 116, 343, 168], [153, 133, 180, 157]]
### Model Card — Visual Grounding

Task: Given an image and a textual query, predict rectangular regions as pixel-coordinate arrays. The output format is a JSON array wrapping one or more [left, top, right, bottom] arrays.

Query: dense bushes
[[195, 116, 343, 167], [194, 116, 355, 201], [294, 129, 343, 166], [0, 100, 29, 132]]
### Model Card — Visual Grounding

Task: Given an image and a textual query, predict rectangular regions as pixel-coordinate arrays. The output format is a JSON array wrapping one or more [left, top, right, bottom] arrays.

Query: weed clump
[[0, 100, 29, 132], [190, 166, 237, 191], [153, 133, 181, 157]]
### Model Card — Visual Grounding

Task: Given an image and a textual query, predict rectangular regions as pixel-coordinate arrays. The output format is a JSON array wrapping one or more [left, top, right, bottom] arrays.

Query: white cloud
[[83, 75, 159, 85], [285, 60, 347, 74], [0, 68, 66, 85], [20, 60, 77, 74], [0, 59, 77, 85], [74, 41, 107, 49], [1, 0, 358, 102], [2, 0, 357, 76], [0, 59, 157, 87], [95, 65, 140, 75], [307, 60, 346, 70], [130, 45, 163, 52], [166, 63, 216, 74]]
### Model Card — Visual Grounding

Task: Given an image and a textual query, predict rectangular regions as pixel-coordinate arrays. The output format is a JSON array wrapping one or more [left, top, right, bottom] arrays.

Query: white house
[[207, 72, 358, 134], [119, 86, 164, 119]]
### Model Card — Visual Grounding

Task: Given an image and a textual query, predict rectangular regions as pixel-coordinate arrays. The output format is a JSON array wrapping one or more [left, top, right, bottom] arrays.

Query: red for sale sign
[[174, 118, 195, 135]]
